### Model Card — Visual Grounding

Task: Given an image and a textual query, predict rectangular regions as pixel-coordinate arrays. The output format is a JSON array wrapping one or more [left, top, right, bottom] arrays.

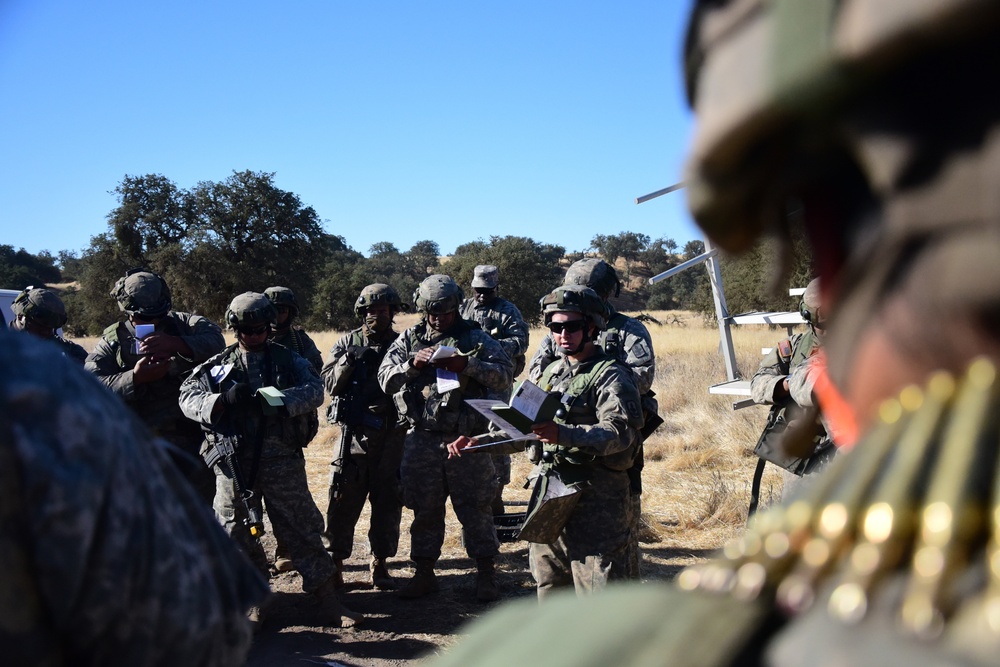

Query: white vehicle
[[1, 288, 19, 327]]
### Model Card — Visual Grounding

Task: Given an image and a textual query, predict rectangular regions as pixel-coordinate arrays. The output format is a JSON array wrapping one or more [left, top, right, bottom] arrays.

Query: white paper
[[436, 368, 461, 393], [209, 363, 234, 384], [430, 345, 457, 361], [510, 381, 550, 422]]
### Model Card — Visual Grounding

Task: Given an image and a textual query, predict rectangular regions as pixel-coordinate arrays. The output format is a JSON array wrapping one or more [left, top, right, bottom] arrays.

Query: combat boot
[[314, 575, 363, 628], [273, 557, 295, 573], [370, 556, 395, 591], [398, 557, 438, 599], [476, 556, 499, 602]]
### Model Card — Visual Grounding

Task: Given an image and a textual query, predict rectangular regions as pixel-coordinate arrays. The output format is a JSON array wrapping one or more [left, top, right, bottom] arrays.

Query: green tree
[[406, 240, 440, 279], [0, 245, 61, 289], [306, 243, 367, 331], [106, 174, 191, 268], [73, 170, 340, 333], [447, 236, 565, 324]]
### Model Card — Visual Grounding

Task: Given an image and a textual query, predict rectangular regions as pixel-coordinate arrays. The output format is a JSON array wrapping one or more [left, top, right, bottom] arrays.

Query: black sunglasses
[[547, 320, 586, 335], [237, 324, 269, 336]]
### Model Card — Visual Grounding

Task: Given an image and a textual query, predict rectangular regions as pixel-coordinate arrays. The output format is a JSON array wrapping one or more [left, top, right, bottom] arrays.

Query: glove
[[221, 382, 255, 410], [348, 345, 378, 365]]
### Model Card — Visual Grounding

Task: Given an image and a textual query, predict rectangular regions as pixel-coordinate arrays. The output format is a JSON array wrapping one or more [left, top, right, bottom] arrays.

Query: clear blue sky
[[0, 0, 699, 260]]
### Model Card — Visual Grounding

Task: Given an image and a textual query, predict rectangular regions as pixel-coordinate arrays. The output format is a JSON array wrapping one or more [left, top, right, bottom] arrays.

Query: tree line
[[3, 171, 813, 336]]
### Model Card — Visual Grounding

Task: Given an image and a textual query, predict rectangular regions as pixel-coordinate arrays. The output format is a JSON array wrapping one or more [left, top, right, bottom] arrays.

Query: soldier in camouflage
[[86, 269, 224, 504], [529, 257, 657, 580], [9, 286, 88, 365], [459, 264, 530, 515], [179, 292, 360, 629], [431, 2, 1000, 666], [749, 278, 835, 503], [450, 284, 644, 600], [322, 283, 409, 591], [0, 329, 267, 665], [264, 285, 323, 574], [378, 274, 513, 602], [265, 286, 324, 373]]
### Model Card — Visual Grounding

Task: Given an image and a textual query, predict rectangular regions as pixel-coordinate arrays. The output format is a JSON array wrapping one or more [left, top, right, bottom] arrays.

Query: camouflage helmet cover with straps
[[564, 258, 621, 300], [354, 283, 406, 318], [414, 274, 464, 315], [111, 269, 172, 319], [540, 284, 609, 330], [264, 286, 299, 315], [683, 0, 1000, 255], [684, 0, 1000, 385], [225, 292, 277, 329], [12, 287, 67, 330]]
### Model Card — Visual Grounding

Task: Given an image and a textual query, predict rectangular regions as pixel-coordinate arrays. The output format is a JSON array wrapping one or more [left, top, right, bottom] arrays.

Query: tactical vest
[[102, 316, 201, 438], [539, 352, 636, 475], [340, 327, 398, 419], [400, 319, 489, 434], [210, 342, 319, 449]]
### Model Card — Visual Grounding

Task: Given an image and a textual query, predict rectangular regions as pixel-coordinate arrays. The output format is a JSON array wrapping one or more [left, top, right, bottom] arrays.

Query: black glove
[[348, 345, 378, 365], [221, 382, 255, 410]]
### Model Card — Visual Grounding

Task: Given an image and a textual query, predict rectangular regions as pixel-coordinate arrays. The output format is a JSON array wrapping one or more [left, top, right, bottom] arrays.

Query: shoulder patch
[[777, 339, 793, 361]]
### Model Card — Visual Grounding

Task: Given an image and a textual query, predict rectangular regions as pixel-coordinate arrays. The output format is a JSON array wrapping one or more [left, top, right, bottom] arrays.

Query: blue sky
[[0, 0, 698, 260]]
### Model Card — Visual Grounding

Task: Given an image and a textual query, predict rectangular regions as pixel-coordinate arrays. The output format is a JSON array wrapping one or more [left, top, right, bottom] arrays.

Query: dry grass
[[71, 311, 798, 579]]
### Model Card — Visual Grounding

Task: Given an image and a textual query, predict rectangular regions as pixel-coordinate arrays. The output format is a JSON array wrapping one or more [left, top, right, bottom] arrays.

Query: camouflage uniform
[[322, 325, 406, 564], [750, 330, 820, 406], [179, 341, 332, 592], [9, 286, 88, 365], [86, 311, 224, 501], [529, 351, 643, 599], [460, 290, 529, 506], [0, 331, 267, 666], [531, 305, 655, 579], [378, 318, 512, 562]]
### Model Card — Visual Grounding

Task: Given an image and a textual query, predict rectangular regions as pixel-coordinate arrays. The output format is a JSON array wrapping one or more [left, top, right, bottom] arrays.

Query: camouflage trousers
[[401, 428, 499, 560], [529, 465, 631, 600], [324, 426, 406, 561], [214, 451, 334, 592]]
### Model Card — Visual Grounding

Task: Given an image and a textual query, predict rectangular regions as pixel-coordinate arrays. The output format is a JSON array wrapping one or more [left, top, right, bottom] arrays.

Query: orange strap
[[811, 350, 859, 449]]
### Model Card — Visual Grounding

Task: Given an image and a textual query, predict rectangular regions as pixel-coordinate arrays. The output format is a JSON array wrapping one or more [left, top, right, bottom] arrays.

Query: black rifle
[[210, 434, 265, 539], [326, 346, 382, 501]]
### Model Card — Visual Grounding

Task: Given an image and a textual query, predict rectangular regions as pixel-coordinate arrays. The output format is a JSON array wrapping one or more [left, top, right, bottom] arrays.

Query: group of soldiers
[[4, 254, 660, 651], [13, 2, 995, 663]]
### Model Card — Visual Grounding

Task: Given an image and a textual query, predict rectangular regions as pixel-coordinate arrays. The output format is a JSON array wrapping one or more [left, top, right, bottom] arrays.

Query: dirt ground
[[244, 463, 712, 667]]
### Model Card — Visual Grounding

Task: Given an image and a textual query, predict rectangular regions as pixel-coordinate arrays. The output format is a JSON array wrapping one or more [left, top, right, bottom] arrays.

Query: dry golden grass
[[72, 310, 798, 579]]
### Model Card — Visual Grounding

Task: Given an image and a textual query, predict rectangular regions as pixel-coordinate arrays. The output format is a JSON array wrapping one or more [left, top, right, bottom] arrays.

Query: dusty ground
[[245, 441, 735, 667]]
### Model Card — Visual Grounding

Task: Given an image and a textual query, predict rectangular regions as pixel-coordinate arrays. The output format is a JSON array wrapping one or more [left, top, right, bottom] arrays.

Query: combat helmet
[[540, 284, 609, 330], [112, 269, 171, 319], [264, 286, 299, 315], [225, 292, 277, 330], [414, 275, 463, 315], [683, 1, 1000, 255], [12, 287, 67, 330], [799, 278, 823, 329], [564, 258, 621, 300], [354, 283, 406, 317]]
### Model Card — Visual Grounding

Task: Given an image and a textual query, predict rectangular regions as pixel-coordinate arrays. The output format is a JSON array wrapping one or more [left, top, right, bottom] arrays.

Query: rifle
[[210, 434, 265, 539], [326, 345, 383, 501]]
